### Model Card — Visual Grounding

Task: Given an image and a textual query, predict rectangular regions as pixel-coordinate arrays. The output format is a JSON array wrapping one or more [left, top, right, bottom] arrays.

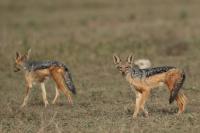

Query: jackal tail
[[63, 67, 76, 95], [169, 71, 185, 104]]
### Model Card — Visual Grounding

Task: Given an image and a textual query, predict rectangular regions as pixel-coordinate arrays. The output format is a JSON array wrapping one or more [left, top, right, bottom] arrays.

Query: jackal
[[113, 55, 187, 118], [14, 49, 76, 107]]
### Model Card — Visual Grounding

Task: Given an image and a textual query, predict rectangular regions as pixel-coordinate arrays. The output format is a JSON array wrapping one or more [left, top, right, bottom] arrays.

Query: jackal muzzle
[[14, 63, 21, 72]]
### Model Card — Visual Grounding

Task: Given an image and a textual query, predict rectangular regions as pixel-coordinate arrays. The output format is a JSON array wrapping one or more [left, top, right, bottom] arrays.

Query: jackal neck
[[129, 66, 145, 79], [124, 66, 142, 80]]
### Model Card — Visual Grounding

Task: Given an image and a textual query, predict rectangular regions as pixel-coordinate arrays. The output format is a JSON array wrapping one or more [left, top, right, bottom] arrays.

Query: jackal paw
[[68, 97, 73, 106], [52, 101, 56, 104], [44, 101, 49, 108], [144, 114, 149, 118], [20, 103, 26, 108], [144, 112, 149, 117], [176, 111, 182, 116], [132, 114, 137, 119]]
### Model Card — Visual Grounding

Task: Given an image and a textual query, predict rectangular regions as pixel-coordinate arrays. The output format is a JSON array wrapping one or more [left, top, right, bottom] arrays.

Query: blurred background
[[0, 0, 200, 132]]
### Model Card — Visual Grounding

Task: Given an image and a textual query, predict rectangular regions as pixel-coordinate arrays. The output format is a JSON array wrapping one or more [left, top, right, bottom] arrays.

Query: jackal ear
[[16, 52, 21, 59], [127, 54, 134, 64], [113, 55, 121, 64], [26, 49, 31, 59]]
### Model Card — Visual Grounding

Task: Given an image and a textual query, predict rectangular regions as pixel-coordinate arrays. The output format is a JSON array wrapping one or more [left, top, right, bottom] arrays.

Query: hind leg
[[51, 69, 73, 105], [176, 92, 187, 115], [176, 97, 183, 115], [61, 86, 73, 105], [165, 77, 176, 101], [166, 83, 184, 114], [166, 75, 186, 114], [52, 86, 60, 104], [56, 83, 73, 105], [166, 69, 185, 103]]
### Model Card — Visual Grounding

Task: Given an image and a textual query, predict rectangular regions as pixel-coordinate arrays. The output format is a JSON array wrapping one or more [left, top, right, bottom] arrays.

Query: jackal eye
[[117, 66, 122, 69], [125, 66, 130, 69]]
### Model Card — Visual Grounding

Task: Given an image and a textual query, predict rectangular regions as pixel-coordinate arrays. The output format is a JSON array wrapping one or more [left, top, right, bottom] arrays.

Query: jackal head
[[113, 55, 134, 76], [14, 49, 31, 72]]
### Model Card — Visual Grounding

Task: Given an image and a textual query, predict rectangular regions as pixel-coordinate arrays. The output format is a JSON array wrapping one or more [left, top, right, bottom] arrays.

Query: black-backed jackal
[[14, 49, 76, 107], [113, 55, 187, 118]]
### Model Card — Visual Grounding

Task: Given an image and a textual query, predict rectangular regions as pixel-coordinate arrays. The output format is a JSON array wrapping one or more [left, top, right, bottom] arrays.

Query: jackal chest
[[25, 69, 51, 83], [126, 75, 147, 89]]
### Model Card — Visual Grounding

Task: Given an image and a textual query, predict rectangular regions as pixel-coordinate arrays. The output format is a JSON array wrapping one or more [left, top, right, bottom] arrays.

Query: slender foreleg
[[40, 82, 49, 107], [139, 89, 150, 117], [133, 90, 142, 118], [21, 83, 32, 107]]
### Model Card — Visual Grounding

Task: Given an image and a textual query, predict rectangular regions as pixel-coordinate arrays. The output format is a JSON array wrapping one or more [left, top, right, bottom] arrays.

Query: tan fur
[[14, 50, 73, 107], [113, 55, 187, 118]]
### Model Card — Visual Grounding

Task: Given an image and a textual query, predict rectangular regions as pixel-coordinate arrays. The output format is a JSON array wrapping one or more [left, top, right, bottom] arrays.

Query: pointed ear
[[127, 54, 134, 64], [113, 55, 121, 64], [16, 52, 21, 59], [26, 49, 31, 59]]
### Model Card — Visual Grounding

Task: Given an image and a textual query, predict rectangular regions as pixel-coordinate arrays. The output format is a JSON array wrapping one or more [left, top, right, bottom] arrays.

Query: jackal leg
[[52, 86, 60, 104], [176, 91, 187, 115], [139, 90, 150, 117], [21, 83, 32, 107], [57, 83, 73, 105], [51, 69, 73, 105], [133, 91, 142, 118], [133, 89, 150, 118], [165, 78, 186, 114], [40, 83, 49, 107]]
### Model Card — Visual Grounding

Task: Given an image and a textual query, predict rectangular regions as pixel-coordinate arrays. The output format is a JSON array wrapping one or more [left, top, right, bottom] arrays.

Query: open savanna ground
[[0, 0, 200, 132]]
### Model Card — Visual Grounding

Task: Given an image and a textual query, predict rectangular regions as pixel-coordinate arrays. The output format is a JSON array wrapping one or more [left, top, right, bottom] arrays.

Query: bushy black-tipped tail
[[169, 71, 185, 104], [63, 67, 76, 95]]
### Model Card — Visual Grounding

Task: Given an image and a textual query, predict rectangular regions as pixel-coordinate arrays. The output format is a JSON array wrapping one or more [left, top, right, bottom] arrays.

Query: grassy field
[[0, 0, 200, 132]]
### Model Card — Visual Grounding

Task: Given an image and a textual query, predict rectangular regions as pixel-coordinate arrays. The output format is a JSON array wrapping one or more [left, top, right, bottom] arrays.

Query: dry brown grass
[[0, 0, 200, 132]]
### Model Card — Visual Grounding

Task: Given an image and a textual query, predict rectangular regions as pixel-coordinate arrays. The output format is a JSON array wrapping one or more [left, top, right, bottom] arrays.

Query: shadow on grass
[[155, 108, 178, 115], [125, 105, 179, 116]]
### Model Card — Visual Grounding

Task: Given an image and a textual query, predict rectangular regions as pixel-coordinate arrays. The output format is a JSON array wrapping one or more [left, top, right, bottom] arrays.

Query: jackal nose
[[121, 71, 125, 76]]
